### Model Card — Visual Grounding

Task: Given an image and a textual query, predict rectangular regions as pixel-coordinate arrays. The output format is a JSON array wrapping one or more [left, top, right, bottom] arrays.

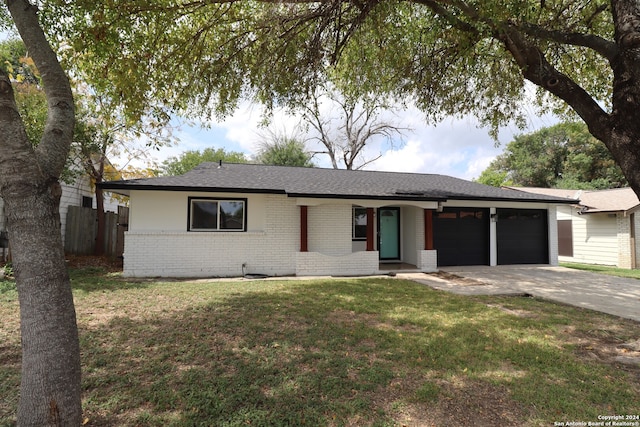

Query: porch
[[378, 262, 422, 273], [295, 250, 437, 276]]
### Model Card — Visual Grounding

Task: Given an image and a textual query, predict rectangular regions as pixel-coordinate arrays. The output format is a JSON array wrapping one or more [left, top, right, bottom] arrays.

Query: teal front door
[[378, 207, 400, 260]]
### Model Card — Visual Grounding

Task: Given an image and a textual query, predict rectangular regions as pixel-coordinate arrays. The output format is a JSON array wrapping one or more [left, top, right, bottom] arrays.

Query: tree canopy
[[36, 0, 640, 196], [160, 147, 248, 176], [476, 122, 627, 189], [255, 133, 315, 167]]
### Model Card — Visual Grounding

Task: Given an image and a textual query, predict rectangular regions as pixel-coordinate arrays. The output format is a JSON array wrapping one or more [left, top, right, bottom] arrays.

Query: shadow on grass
[[69, 267, 151, 293], [79, 279, 639, 426], [2, 278, 638, 426]]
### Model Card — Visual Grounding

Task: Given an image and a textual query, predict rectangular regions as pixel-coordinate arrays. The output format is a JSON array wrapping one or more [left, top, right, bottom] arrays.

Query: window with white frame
[[188, 197, 246, 231], [353, 207, 367, 240]]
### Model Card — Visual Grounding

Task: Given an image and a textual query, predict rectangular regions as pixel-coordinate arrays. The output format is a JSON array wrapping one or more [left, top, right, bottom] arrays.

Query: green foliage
[[562, 262, 640, 280], [0, 7, 11, 31], [160, 147, 248, 176], [479, 122, 627, 189], [1, 40, 46, 148], [0, 38, 39, 84], [0, 263, 16, 294], [474, 169, 513, 187], [0, 279, 16, 294], [40, 0, 612, 134], [256, 137, 315, 167]]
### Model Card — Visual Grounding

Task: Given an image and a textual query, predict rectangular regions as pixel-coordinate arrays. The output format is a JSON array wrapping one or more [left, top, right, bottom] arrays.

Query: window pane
[[353, 208, 367, 239], [460, 210, 484, 219], [220, 201, 244, 230], [192, 200, 218, 230], [436, 212, 457, 219]]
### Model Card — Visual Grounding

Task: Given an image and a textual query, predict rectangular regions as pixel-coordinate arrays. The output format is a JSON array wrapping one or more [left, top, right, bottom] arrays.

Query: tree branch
[[517, 22, 617, 63], [7, 0, 75, 180], [499, 24, 611, 141]]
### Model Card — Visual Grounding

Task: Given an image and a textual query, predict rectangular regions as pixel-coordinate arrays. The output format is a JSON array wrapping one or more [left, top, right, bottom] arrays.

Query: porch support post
[[424, 209, 434, 250], [366, 208, 375, 251], [300, 206, 308, 252]]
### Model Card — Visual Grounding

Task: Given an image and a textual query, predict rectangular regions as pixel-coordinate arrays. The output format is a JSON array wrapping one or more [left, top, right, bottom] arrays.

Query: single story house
[[509, 187, 640, 269], [100, 162, 575, 278]]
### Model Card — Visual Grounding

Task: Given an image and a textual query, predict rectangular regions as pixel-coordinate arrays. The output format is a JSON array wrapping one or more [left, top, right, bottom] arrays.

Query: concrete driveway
[[399, 265, 640, 322]]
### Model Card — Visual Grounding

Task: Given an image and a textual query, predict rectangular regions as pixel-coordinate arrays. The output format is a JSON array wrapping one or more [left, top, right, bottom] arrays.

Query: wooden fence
[[64, 205, 129, 257]]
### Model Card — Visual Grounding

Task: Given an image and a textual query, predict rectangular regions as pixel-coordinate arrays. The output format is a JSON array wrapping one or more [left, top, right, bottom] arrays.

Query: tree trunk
[[2, 1, 82, 424], [606, 0, 640, 198], [6, 182, 82, 426]]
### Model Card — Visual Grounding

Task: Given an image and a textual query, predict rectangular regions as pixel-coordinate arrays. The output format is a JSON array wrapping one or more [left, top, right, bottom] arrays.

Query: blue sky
[[153, 101, 558, 180]]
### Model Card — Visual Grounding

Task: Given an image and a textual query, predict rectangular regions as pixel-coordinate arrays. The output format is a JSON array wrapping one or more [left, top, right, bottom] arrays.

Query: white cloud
[[141, 99, 556, 180], [207, 103, 302, 153], [365, 116, 509, 179]]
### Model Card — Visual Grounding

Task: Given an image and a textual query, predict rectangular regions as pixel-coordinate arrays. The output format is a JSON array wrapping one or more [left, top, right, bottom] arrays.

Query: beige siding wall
[[634, 213, 640, 268], [559, 210, 619, 266]]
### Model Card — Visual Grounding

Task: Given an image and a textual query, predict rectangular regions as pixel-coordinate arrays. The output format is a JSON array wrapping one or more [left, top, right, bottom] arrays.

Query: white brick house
[[510, 187, 640, 269], [101, 163, 574, 278]]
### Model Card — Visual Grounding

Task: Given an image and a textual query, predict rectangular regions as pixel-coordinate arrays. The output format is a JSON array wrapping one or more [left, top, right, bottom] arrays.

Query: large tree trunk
[[1, 1, 82, 424], [6, 183, 82, 426], [605, 0, 640, 198]]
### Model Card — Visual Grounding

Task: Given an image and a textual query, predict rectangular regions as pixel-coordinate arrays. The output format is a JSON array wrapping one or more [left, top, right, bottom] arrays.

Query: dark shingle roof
[[100, 162, 576, 203]]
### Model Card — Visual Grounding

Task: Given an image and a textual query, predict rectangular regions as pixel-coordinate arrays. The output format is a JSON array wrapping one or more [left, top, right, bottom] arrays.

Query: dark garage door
[[433, 207, 489, 266], [497, 209, 548, 264]]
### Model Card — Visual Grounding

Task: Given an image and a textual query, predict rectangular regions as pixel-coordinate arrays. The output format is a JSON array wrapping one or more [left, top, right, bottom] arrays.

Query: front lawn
[[1, 266, 638, 426], [562, 262, 640, 280]]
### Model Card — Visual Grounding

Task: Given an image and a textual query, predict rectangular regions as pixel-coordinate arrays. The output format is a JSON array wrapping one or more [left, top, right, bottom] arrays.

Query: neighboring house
[[509, 187, 640, 269], [100, 162, 575, 278], [0, 173, 120, 247]]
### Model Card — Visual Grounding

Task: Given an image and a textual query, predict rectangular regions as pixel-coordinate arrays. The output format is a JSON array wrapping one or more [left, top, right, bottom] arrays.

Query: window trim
[[353, 207, 368, 241], [187, 197, 247, 232]]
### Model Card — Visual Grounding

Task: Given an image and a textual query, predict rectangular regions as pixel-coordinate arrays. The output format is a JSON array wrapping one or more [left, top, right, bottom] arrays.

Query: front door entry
[[378, 207, 400, 260]]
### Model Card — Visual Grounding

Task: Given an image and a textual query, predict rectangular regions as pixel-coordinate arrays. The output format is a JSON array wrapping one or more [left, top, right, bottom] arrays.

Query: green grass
[[562, 261, 640, 279], [1, 266, 639, 426]]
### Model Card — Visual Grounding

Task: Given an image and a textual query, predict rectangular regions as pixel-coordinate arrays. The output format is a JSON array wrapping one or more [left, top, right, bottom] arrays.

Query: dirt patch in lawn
[[561, 325, 640, 377], [428, 271, 488, 286], [65, 254, 123, 272], [376, 376, 527, 427]]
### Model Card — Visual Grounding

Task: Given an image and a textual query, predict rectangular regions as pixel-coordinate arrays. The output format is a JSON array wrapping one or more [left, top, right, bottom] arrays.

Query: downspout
[[631, 212, 636, 269]]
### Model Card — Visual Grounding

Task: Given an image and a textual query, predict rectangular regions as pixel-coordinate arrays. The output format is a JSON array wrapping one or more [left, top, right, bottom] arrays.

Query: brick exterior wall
[[307, 204, 353, 255], [617, 213, 632, 269], [417, 250, 437, 272], [547, 207, 559, 266], [123, 194, 300, 277], [296, 251, 379, 276], [123, 191, 559, 277]]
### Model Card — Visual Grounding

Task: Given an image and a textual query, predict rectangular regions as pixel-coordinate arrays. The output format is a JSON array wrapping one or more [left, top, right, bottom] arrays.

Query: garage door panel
[[497, 209, 548, 265], [433, 208, 489, 267]]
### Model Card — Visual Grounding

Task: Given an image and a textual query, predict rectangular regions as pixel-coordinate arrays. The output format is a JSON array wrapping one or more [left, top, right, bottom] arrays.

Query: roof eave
[[285, 192, 448, 202], [444, 195, 579, 204], [98, 183, 287, 195]]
